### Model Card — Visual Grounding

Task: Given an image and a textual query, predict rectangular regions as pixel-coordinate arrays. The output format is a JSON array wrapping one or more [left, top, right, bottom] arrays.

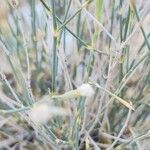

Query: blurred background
[[0, 0, 150, 149]]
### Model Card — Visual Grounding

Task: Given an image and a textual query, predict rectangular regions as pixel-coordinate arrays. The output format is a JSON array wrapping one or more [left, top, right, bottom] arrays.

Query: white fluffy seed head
[[28, 101, 68, 125], [28, 102, 51, 125], [77, 84, 94, 97]]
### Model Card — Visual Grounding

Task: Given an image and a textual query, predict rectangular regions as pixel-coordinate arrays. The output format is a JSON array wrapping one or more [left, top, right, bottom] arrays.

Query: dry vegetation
[[0, 0, 150, 149]]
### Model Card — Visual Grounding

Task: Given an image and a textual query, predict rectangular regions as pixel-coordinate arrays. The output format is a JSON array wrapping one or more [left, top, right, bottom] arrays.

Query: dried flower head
[[77, 84, 94, 97], [51, 83, 95, 100], [28, 100, 68, 125]]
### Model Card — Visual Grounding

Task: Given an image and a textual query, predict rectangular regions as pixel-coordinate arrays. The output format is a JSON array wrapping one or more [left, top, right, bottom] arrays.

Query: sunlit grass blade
[[91, 82, 135, 110]]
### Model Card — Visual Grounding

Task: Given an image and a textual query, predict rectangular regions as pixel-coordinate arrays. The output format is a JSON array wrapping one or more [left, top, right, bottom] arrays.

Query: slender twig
[[133, 4, 150, 51], [106, 109, 132, 150]]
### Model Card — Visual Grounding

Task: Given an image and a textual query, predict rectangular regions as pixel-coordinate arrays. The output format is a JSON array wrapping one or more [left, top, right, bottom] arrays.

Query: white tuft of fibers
[[28, 100, 68, 125], [28, 102, 50, 125], [77, 84, 94, 97]]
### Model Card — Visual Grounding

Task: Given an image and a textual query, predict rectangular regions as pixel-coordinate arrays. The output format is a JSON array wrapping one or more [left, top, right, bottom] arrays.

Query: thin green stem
[[133, 5, 150, 51], [51, 0, 58, 93], [109, 0, 115, 48], [31, 0, 39, 68], [0, 72, 22, 105], [3, 106, 30, 114], [58, 0, 91, 31]]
